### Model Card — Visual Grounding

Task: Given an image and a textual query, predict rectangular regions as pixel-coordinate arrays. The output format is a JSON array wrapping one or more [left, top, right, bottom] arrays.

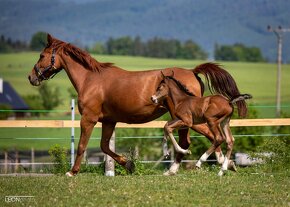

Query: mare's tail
[[192, 62, 248, 117], [230, 94, 253, 104]]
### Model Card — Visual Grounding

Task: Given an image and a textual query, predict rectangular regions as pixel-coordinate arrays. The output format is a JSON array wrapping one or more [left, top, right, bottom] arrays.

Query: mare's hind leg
[[66, 116, 97, 176], [218, 122, 236, 176], [100, 122, 134, 173]]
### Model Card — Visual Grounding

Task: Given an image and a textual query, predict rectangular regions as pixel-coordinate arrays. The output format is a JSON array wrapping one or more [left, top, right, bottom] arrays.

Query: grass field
[[1, 52, 290, 108], [0, 168, 289, 207]]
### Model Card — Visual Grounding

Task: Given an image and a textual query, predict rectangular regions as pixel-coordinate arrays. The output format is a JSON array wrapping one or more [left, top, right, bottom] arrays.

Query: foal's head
[[151, 71, 195, 104], [151, 78, 169, 104]]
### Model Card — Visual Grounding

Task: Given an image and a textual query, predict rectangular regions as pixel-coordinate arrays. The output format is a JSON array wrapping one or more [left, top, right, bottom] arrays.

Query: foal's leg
[[164, 119, 192, 155], [164, 123, 191, 176], [191, 124, 225, 165], [195, 121, 224, 169], [218, 122, 235, 176], [66, 116, 96, 176]]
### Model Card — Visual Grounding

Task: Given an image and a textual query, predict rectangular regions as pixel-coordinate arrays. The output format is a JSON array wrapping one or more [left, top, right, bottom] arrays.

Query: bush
[[250, 137, 290, 173], [0, 104, 13, 119], [48, 144, 70, 174]]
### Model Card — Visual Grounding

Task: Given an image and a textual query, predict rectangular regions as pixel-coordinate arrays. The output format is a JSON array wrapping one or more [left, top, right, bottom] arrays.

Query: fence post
[[71, 99, 75, 167], [105, 130, 115, 176], [31, 147, 35, 172], [4, 151, 8, 174]]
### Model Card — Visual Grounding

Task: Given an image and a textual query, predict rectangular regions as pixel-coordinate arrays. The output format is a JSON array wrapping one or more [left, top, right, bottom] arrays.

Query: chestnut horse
[[28, 34, 245, 176], [151, 73, 252, 175]]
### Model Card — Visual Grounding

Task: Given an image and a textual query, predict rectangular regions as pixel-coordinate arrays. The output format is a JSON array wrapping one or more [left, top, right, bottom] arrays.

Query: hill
[[1, 0, 290, 61]]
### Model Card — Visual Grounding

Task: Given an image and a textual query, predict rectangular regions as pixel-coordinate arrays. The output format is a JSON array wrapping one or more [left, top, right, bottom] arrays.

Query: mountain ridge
[[1, 0, 290, 61]]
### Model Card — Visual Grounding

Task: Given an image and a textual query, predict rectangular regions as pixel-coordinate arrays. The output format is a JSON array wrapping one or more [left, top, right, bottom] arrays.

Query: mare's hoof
[[65, 171, 74, 177], [186, 150, 192, 155], [228, 160, 238, 172], [125, 160, 135, 174]]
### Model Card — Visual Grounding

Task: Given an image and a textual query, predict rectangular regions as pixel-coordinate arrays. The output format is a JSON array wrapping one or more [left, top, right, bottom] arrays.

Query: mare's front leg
[[66, 116, 97, 176], [100, 122, 134, 173]]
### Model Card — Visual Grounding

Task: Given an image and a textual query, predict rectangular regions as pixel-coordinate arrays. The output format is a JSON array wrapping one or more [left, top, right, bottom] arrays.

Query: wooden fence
[[1, 118, 289, 175], [1, 118, 290, 128]]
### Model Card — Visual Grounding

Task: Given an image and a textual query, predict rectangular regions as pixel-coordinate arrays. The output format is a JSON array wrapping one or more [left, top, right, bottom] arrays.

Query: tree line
[[1, 31, 266, 62], [90, 36, 208, 60]]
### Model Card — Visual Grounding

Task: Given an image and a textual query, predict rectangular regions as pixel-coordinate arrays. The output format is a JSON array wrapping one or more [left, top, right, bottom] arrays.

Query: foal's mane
[[165, 76, 195, 96], [54, 41, 113, 72]]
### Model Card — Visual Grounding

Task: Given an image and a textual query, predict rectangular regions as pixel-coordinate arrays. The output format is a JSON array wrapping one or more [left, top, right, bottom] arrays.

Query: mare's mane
[[166, 76, 195, 96], [53, 40, 113, 72]]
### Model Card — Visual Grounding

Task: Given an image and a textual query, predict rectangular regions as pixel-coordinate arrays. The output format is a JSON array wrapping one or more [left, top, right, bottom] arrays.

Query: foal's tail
[[192, 62, 248, 117], [230, 94, 253, 104]]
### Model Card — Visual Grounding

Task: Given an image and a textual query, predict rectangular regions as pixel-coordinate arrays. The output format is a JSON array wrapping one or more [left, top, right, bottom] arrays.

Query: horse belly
[[101, 102, 167, 124]]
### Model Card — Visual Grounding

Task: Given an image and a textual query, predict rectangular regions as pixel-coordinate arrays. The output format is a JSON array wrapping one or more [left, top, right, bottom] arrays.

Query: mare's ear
[[47, 33, 54, 46]]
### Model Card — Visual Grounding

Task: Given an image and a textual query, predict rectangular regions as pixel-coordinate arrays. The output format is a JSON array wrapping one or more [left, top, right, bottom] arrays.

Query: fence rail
[[0, 118, 290, 128]]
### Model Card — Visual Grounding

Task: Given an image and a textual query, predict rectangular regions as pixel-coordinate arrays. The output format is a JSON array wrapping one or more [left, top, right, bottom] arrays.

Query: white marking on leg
[[168, 133, 191, 155], [65, 171, 74, 177], [164, 161, 180, 176], [215, 151, 225, 164], [222, 157, 229, 171], [218, 157, 229, 176], [196, 152, 210, 168]]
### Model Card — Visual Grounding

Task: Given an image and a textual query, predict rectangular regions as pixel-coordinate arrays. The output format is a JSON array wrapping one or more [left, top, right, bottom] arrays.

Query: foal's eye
[[40, 54, 44, 59]]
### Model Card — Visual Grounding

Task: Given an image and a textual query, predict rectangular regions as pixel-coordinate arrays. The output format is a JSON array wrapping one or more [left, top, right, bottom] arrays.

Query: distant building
[[0, 78, 29, 118]]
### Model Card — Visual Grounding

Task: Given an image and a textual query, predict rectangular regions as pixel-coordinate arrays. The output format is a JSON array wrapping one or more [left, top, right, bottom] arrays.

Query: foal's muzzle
[[151, 95, 159, 104]]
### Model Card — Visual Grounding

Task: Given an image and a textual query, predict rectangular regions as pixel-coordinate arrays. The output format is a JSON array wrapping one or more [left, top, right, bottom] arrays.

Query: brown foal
[[151, 72, 252, 176]]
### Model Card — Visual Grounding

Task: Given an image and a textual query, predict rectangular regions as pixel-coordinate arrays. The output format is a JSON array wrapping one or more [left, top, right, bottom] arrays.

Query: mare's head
[[28, 34, 65, 86]]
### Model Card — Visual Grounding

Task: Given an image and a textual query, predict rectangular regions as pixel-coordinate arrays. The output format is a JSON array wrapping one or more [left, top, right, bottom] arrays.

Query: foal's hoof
[[65, 171, 74, 177], [125, 160, 135, 174], [218, 170, 224, 177], [228, 160, 238, 172], [163, 170, 177, 176]]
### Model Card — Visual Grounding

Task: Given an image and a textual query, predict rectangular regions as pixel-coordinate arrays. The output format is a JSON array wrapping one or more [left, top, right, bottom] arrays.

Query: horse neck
[[167, 80, 189, 107], [60, 53, 92, 94]]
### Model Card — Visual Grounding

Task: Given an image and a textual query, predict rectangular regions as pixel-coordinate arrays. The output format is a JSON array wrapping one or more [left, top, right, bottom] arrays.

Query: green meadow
[[0, 169, 289, 207], [0, 52, 290, 151], [1, 52, 290, 108]]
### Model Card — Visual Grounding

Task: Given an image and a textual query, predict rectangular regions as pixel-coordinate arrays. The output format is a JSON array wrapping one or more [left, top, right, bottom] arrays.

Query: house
[[0, 78, 29, 118]]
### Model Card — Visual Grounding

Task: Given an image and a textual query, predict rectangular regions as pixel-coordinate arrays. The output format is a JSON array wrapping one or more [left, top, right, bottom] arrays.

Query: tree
[[38, 83, 62, 110], [30, 31, 47, 50], [214, 43, 265, 62], [178, 40, 208, 60]]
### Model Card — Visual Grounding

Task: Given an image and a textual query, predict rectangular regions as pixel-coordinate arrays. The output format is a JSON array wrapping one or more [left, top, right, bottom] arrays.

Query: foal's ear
[[170, 70, 174, 77]]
